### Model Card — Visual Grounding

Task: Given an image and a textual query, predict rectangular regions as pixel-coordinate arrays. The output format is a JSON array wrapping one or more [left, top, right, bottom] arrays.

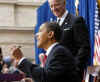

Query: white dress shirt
[[57, 10, 68, 26], [46, 42, 59, 56]]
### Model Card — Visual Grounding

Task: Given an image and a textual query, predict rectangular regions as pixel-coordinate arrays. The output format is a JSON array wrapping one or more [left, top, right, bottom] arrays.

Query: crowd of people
[[0, 46, 33, 82], [0, 0, 92, 82]]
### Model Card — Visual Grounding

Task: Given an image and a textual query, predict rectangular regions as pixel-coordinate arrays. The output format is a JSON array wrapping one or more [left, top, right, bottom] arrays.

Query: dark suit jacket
[[17, 58, 32, 78], [31, 44, 81, 82], [0, 63, 3, 73], [60, 13, 90, 79]]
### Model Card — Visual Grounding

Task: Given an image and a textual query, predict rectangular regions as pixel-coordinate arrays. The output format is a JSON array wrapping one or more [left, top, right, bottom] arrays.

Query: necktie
[[39, 53, 47, 67], [58, 19, 61, 24]]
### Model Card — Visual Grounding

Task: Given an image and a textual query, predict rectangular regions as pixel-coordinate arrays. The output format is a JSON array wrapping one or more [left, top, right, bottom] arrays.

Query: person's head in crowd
[[48, 0, 66, 18], [2, 63, 9, 73], [11, 46, 23, 61], [35, 22, 62, 50]]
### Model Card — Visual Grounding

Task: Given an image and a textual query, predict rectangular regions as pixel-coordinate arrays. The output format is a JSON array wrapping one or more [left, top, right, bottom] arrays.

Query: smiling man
[[48, 0, 90, 80], [30, 22, 80, 82]]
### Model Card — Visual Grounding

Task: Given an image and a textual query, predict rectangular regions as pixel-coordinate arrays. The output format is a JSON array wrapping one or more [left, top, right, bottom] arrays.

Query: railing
[[0, 74, 24, 82]]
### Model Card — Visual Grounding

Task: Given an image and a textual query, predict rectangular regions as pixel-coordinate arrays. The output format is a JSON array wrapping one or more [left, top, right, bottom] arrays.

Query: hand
[[21, 78, 33, 82]]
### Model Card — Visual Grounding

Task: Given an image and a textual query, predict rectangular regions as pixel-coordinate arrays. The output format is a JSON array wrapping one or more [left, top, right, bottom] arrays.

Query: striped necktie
[[58, 19, 61, 24], [39, 53, 47, 67]]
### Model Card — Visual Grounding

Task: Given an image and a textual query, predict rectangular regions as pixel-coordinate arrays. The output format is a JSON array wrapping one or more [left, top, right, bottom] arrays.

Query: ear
[[48, 31, 54, 39], [98, 0, 100, 9]]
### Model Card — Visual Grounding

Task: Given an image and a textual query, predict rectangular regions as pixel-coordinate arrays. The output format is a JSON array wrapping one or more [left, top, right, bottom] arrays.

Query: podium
[[0, 74, 24, 82]]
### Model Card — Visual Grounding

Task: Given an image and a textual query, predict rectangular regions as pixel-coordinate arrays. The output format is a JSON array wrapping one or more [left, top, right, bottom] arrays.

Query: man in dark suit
[[31, 22, 80, 82], [48, 0, 90, 80], [11, 47, 32, 78]]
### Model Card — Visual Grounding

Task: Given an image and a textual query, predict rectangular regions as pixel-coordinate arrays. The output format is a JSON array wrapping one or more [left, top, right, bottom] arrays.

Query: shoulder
[[72, 16, 87, 30], [54, 44, 66, 50], [53, 44, 72, 56], [74, 16, 86, 24], [23, 59, 31, 64], [51, 44, 75, 62], [21, 58, 31, 65], [65, 13, 85, 25], [68, 13, 85, 23]]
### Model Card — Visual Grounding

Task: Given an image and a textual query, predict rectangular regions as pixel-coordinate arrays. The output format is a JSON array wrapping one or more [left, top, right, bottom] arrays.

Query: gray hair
[[48, 0, 66, 4]]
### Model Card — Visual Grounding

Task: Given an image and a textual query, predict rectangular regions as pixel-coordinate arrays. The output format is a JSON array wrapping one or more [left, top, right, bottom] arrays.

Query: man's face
[[36, 24, 49, 49], [48, 0, 66, 18]]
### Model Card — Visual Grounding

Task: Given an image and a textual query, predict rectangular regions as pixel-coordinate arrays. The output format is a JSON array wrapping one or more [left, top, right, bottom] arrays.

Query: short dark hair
[[45, 22, 62, 42], [48, 0, 66, 4]]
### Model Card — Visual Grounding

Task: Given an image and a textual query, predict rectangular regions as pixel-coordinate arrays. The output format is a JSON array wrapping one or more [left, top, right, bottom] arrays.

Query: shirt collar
[[46, 42, 59, 56], [18, 57, 26, 65], [57, 10, 68, 26]]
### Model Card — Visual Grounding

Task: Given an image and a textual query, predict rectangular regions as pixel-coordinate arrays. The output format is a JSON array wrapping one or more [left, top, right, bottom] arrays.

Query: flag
[[94, 1, 100, 65]]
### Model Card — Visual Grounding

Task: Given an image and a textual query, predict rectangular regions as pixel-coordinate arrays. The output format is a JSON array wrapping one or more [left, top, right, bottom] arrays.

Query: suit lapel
[[62, 13, 70, 26], [61, 13, 72, 29], [44, 44, 59, 67], [18, 59, 26, 69]]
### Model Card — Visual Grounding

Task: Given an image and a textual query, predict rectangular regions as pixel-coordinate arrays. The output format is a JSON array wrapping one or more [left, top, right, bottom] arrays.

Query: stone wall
[[0, 0, 46, 61]]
